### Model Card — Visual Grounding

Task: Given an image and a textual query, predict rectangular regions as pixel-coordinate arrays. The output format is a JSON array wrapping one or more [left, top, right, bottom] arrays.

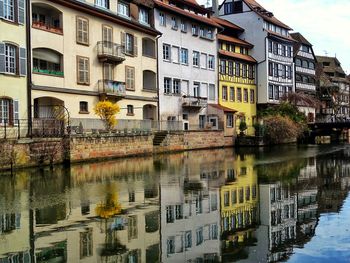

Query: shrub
[[263, 115, 302, 144], [239, 120, 248, 134], [94, 101, 120, 131]]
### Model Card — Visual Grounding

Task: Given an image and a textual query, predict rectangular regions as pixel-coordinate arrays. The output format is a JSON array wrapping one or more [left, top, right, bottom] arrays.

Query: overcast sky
[[200, 0, 350, 74]]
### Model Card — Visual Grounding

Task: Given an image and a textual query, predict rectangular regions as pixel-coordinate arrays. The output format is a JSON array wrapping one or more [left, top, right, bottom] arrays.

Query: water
[[1, 144, 350, 263]]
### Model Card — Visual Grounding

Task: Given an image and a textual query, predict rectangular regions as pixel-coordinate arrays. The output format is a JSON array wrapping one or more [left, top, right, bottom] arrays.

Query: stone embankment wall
[[0, 130, 232, 170]]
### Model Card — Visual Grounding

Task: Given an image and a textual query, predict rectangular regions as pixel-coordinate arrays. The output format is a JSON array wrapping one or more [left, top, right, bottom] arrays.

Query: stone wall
[[70, 134, 154, 162], [184, 130, 226, 150]]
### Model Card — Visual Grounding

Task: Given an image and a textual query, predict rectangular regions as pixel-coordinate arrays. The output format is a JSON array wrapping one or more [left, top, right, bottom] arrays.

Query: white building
[[218, 0, 295, 105], [154, 0, 220, 130]]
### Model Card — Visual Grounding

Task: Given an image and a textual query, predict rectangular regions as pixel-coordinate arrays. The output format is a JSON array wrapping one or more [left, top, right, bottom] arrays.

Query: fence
[[0, 119, 65, 139]]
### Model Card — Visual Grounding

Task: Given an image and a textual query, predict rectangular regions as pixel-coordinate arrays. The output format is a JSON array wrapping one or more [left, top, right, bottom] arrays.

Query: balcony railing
[[182, 96, 208, 109], [32, 21, 63, 34], [98, 80, 126, 98], [33, 68, 64, 76], [97, 41, 125, 64]]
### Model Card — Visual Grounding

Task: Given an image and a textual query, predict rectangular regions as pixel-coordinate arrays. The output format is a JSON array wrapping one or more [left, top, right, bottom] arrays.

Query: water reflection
[[1, 145, 350, 262]]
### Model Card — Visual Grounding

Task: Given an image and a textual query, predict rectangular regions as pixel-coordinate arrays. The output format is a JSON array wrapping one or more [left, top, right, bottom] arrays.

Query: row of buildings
[[1, 0, 349, 137]]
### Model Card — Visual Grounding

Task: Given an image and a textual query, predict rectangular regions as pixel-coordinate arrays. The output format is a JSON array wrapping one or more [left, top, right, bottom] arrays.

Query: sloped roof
[[316, 56, 346, 75], [219, 50, 256, 63], [154, 0, 221, 28], [243, 0, 292, 30], [217, 34, 253, 48], [211, 17, 244, 32], [208, 104, 237, 113], [290, 32, 312, 46]]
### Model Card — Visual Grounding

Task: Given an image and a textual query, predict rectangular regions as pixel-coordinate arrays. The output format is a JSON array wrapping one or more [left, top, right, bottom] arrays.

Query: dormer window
[[139, 7, 149, 25], [199, 27, 205, 37], [95, 0, 109, 9], [118, 1, 129, 17]]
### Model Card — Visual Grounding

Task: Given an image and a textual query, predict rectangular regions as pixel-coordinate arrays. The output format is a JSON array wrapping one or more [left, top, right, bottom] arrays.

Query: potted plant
[[239, 120, 248, 136]]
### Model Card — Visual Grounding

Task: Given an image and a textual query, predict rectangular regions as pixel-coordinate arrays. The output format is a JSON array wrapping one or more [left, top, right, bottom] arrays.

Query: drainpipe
[[26, 0, 32, 135], [155, 34, 162, 124]]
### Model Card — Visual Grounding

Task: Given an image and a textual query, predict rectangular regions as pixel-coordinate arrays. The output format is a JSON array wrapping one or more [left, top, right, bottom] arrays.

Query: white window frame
[[208, 55, 215, 70], [139, 7, 149, 25], [5, 44, 16, 74], [163, 44, 170, 61], [0, 99, 10, 125], [164, 78, 171, 94], [159, 12, 165, 26], [180, 48, 188, 65], [95, 0, 108, 8], [117, 1, 129, 17], [3, 0, 14, 21], [192, 51, 199, 67]]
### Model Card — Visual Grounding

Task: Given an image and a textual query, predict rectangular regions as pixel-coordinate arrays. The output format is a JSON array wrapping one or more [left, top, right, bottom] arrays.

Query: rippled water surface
[[1, 144, 350, 262]]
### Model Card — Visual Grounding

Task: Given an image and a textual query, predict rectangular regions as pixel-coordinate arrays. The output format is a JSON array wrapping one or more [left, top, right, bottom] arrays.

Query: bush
[[263, 115, 302, 144], [94, 101, 120, 131], [239, 120, 248, 134]]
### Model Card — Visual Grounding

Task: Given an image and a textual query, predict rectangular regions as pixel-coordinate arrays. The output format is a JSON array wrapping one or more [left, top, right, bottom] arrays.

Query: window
[[180, 48, 188, 64], [208, 55, 214, 70], [171, 17, 178, 30], [193, 82, 200, 97], [76, 17, 89, 45], [80, 228, 93, 259], [302, 60, 308, 68], [180, 20, 187, 32], [249, 65, 254, 79], [250, 89, 255, 103], [220, 60, 226, 74], [268, 40, 272, 52], [309, 62, 315, 69], [243, 89, 248, 102], [196, 227, 203, 245], [242, 64, 247, 78], [166, 206, 174, 223], [208, 84, 215, 101], [125, 66, 135, 90], [239, 188, 244, 203], [139, 7, 149, 25], [0, 99, 10, 124], [172, 46, 179, 63], [199, 27, 204, 37], [207, 29, 213, 39], [95, 0, 109, 8], [224, 2, 233, 14], [222, 86, 227, 100], [173, 79, 180, 94], [77, 56, 89, 84], [246, 186, 250, 201], [4, 44, 16, 74], [228, 61, 233, 76], [167, 237, 175, 254], [175, 205, 183, 219], [233, 0, 243, 13], [237, 87, 242, 102], [164, 78, 171, 94], [123, 33, 137, 56], [287, 46, 292, 57], [273, 42, 278, 54], [143, 70, 156, 91], [127, 105, 134, 115], [185, 231, 192, 248], [193, 51, 199, 67], [231, 190, 237, 204], [142, 38, 155, 57], [79, 101, 88, 113], [230, 87, 235, 101], [235, 62, 240, 76], [191, 24, 198, 36], [159, 12, 165, 26], [118, 1, 129, 17], [3, 0, 16, 21], [269, 84, 273, 100], [163, 44, 170, 61], [226, 113, 234, 128], [200, 53, 207, 69], [274, 86, 279, 100]]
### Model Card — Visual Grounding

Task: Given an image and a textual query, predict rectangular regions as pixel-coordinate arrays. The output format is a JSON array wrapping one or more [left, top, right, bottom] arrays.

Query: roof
[[290, 32, 312, 46], [219, 50, 256, 63], [316, 56, 346, 75], [243, 0, 292, 30], [211, 17, 244, 32], [217, 34, 253, 48], [154, 0, 221, 28], [266, 30, 295, 43], [208, 104, 237, 113]]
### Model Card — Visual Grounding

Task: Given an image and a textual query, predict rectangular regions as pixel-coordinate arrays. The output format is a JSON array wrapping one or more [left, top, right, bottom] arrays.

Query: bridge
[[307, 121, 350, 142]]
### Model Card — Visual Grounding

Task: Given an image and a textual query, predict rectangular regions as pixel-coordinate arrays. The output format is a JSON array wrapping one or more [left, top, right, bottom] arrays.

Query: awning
[[33, 49, 61, 64]]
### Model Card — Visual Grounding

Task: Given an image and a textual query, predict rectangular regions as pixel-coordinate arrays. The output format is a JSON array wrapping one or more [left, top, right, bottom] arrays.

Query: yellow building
[[30, 0, 160, 129], [213, 17, 257, 136], [219, 153, 259, 257], [0, 0, 28, 135]]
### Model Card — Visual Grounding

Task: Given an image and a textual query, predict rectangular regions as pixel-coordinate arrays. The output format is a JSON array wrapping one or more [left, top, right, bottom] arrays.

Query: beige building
[[0, 0, 28, 137], [30, 0, 160, 129]]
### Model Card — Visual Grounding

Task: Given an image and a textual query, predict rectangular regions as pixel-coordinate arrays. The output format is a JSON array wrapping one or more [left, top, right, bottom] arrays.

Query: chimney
[[212, 0, 219, 16]]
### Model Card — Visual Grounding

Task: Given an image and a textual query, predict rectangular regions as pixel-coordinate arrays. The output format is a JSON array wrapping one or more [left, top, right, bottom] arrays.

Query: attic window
[[233, 0, 243, 13], [323, 62, 330, 66]]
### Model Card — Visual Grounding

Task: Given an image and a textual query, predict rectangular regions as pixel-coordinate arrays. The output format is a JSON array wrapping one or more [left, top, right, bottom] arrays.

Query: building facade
[[0, 0, 28, 134], [316, 56, 350, 121], [214, 17, 257, 136], [290, 33, 317, 123], [30, 0, 159, 129], [154, 0, 219, 130], [218, 0, 295, 107]]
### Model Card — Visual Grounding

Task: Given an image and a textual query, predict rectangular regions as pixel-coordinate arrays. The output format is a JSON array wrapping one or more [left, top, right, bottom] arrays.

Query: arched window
[[142, 38, 155, 58], [302, 60, 308, 68], [32, 3, 63, 34], [143, 70, 156, 91], [32, 48, 63, 76], [296, 58, 301, 67]]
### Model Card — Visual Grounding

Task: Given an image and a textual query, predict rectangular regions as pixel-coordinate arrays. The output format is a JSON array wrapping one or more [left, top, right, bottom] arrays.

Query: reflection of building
[[257, 182, 297, 262], [160, 152, 222, 262], [220, 154, 258, 262]]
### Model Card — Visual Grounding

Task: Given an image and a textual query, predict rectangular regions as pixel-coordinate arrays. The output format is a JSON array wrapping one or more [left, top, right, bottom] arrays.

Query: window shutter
[[85, 58, 89, 84], [0, 0, 4, 19], [9, 100, 14, 126], [0, 43, 5, 73], [18, 0, 25, 24], [133, 36, 138, 56], [13, 100, 19, 126], [121, 32, 126, 51], [19, 47, 26, 76]]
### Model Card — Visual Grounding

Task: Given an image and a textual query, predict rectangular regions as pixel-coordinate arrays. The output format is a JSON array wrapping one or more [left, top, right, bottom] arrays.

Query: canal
[[1, 144, 350, 262]]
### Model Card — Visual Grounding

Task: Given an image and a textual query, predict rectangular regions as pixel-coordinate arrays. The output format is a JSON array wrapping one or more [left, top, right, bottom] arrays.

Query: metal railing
[[98, 80, 126, 97], [97, 41, 125, 61], [182, 96, 208, 108]]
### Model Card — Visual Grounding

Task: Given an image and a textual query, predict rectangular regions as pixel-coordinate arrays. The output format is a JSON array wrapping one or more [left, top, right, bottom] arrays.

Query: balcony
[[182, 96, 207, 110], [97, 41, 125, 64], [32, 3, 63, 35], [98, 80, 126, 100]]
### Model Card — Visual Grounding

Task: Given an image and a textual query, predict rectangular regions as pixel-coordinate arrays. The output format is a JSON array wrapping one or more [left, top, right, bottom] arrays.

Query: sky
[[199, 0, 350, 74]]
